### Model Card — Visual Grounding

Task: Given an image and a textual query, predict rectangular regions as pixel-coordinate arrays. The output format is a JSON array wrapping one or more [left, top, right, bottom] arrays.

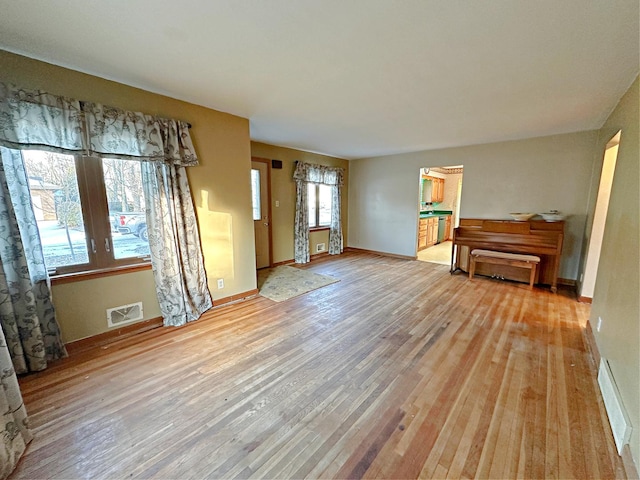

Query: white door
[[251, 160, 271, 269]]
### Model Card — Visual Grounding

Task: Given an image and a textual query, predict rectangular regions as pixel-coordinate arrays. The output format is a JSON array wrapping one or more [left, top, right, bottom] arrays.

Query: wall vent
[[316, 243, 326, 252], [106, 302, 143, 328], [598, 358, 633, 454]]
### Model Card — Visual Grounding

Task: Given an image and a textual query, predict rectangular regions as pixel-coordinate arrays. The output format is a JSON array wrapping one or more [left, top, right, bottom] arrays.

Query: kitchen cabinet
[[421, 175, 445, 203], [418, 218, 428, 251], [417, 216, 439, 250], [433, 177, 445, 203], [427, 217, 438, 246], [444, 215, 452, 241]]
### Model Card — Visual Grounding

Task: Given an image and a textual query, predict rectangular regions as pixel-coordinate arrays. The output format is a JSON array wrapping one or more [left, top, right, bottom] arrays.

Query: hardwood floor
[[12, 251, 628, 479]]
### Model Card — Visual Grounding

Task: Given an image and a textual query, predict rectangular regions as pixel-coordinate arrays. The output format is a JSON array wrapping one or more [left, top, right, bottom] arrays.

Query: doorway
[[580, 131, 621, 301], [416, 165, 464, 266], [251, 158, 272, 269]]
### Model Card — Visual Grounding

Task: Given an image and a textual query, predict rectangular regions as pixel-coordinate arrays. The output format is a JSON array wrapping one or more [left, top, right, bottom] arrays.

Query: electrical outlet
[[217, 278, 224, 289], [316, 243, 326, 252], [275, 200, 280, 207], [597, 316, 603, 332]]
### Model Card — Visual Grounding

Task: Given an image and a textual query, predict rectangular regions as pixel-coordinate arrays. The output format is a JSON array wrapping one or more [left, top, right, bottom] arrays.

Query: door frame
[[251, 157, 273, 268], [579, 130, 620, 301]]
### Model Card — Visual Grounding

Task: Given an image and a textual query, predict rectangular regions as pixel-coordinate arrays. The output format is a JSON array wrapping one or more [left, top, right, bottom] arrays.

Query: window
[[22, 150, 150, 275], [308, 183, 332, 228], [251, 169, 261, 221]]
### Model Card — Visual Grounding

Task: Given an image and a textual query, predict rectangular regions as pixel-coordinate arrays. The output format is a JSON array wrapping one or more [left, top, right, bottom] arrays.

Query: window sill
[[309, 226, 330, 232], [51, 262, 152, 285]]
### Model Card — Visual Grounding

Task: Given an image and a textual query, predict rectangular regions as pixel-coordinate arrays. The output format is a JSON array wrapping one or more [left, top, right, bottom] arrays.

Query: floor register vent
[[597, 358, 632, 454], [107, 302, 143, 328]]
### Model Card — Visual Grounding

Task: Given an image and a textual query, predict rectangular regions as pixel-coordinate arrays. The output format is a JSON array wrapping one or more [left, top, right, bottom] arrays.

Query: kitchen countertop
[[420, 210, 453, 218]]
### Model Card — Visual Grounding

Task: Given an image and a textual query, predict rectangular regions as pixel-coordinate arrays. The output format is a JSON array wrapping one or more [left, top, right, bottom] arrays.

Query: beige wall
[[250, 142, 349, 264], [0, 50, 254, 342], [589, 77, 639, 467], [349, 130, 598, 278]]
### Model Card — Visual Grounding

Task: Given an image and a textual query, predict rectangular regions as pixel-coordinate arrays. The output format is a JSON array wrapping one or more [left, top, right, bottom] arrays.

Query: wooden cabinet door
[[432, 218, 439, 244], [418, 234, 427, 250], [427, 217, 438, 246], [418, 219, 428, 251], [444, 215, 452, 240], [436, 178, 445, 202]]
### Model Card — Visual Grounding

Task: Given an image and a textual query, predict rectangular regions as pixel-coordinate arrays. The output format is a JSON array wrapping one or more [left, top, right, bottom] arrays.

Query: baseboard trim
[[213, 288, 259, 307], [272, 259, 295, 267], [583, 319, 601, 368], [65, 316, 164, 354], [578, 295, 593, 304], [272, 252, 332, 267], [345, 247, 417, 261]]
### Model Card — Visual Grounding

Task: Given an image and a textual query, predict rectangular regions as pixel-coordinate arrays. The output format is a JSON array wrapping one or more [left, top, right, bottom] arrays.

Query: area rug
[[258, 265, 339, 302]]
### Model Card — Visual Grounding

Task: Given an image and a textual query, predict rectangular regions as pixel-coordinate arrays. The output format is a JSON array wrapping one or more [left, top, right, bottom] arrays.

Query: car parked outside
[[111, 212, 148, 241]]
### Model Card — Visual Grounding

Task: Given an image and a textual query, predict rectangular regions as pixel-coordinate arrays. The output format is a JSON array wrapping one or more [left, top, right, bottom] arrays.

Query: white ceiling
[[0, 0, 638, 159]]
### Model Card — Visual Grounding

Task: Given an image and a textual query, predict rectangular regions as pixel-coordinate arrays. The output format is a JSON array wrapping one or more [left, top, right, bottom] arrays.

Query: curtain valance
[[0, 82, 197, 166], [293, 161, 344, 186]]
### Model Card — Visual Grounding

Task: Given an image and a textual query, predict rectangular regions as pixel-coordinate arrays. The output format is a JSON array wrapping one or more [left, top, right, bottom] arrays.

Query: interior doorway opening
[[416, 165, 464, 266], [580, 131, 621, 301]]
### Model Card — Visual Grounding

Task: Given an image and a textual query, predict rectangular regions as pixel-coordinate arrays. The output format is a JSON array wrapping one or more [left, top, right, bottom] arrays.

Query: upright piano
[[452, 219, 564, 292]]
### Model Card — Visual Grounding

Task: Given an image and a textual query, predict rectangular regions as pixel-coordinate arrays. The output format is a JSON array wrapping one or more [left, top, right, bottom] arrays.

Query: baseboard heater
[[597, 358, 633, 454]]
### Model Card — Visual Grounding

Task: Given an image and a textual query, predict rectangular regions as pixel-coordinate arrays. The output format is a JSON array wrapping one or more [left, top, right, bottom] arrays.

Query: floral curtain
[[0, 83, 197, 165], [0, 81, 211, 328], [294, 174, 310, 263], [0, 326, 32, 480], [0, 83, 84, 154], [142, 162, 212, 326], [329, 183, 342, 254], [83, 102, 198, 164], [0, 148, 67, 373], [0, 147, 66, 479], [293, 162, 344, 263]]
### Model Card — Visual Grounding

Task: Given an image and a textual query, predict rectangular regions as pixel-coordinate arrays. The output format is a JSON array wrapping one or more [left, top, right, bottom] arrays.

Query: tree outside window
[[21, 150, 150, 274], [308, 183, 332, 228]]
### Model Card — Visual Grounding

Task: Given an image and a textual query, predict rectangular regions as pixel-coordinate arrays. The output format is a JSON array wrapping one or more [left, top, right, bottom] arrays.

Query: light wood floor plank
[[10, 251, 629, 479]]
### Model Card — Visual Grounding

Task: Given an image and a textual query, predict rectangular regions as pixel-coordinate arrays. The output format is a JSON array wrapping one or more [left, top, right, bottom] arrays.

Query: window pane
[[22, 150, 89, 269], [318, 184, 332, 226], [102, 158, 150, 259], [307, 183, 317, 227], [251, 169, 261, 221]]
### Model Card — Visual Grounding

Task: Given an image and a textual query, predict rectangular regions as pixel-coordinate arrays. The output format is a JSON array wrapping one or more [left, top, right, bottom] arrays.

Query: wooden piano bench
[[469, 249, 541, 289]]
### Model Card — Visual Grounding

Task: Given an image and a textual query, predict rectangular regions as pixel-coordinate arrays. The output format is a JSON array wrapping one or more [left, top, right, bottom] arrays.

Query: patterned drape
[[0, 83, 84, 154], [82, 102, 197, 164], [0, 81, 211, 329], [142, 162, 212, 326], [0, 147, 67, 479], [293, 162, 344, 263], [0, 148, 67, 373], [329, 183, 342, 254], [294, 176, 310, 263], [0, 82, 197, 165], [0, 327, 32, 480]]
